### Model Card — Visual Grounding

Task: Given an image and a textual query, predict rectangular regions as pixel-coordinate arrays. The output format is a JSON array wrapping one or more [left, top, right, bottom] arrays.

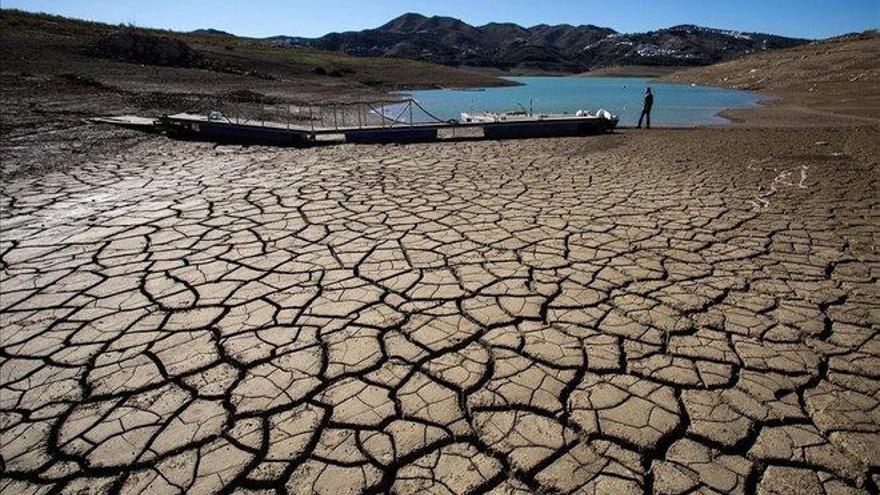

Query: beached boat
[[460, 109, 618, 138], [91, 101, 619, 147]]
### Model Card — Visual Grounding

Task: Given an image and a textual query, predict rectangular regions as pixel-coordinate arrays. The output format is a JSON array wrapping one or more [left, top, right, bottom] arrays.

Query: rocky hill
[[274, 13, 810, 72]]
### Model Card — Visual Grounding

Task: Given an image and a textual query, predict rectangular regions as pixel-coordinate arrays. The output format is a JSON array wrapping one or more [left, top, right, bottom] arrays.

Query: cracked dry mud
[[1, 128, 878, 495]]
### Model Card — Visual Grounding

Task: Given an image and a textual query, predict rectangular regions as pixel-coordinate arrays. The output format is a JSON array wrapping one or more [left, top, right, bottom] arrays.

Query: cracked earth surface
[[1, 128, 879, 495]]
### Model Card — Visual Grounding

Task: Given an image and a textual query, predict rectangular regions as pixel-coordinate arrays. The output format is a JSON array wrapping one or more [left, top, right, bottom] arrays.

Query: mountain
[[584, 25, 811, 68], [276, 13, 810, 73]]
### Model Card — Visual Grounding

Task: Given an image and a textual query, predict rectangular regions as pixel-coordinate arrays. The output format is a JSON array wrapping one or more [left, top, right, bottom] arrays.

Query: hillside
[[662, 31, 880, 121], [0, 9, 510, 95], [275, 13, 810, 73]]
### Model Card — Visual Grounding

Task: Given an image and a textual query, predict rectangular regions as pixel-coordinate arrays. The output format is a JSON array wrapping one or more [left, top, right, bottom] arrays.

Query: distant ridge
[[271, 13, 810, 72], [189, 28, 236, 37]]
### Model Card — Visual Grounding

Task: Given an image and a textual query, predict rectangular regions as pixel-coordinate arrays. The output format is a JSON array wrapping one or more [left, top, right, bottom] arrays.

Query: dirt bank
[[662, 32, 880, 126], [579, 65, 682, 78]]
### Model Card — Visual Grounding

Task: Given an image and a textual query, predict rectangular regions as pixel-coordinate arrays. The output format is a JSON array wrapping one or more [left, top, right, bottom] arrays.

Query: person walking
[[637, 87, 653, 129]]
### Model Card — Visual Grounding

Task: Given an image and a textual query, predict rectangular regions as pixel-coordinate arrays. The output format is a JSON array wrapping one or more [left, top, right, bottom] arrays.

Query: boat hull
[[160, 118, 311, 146], [141, 113, 618, 147], [482, 118, 616, 139], [345, 128, 438, 144]]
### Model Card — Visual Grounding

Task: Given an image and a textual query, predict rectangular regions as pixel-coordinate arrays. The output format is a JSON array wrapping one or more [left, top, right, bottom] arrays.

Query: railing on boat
[[150, 92, 617, 145], [172, 94, 450, 133]]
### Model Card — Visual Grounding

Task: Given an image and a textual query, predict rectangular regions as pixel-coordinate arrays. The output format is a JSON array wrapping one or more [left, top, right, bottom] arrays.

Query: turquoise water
[[397, 76, 760, 126]]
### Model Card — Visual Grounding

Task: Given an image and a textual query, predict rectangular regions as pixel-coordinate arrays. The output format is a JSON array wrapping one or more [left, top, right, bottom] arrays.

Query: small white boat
[[461, 109, 617, 123], [460, 109, 618, 138]]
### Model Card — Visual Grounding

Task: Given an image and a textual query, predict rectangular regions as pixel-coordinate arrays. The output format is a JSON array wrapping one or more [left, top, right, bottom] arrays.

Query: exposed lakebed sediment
[[1, 128, 878, 494]]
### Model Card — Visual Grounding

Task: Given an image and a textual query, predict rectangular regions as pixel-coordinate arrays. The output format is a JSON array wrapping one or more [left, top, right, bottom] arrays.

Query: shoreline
[[578, 65, 682, 78], [393, 75, 765, 129], [713, 89, 880, 128], [659, 32, 880, 127], [430, 73, 879, 129]]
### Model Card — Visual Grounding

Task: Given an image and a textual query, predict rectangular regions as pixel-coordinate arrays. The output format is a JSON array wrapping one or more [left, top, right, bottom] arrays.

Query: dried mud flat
[[1, 126, 879, 495]]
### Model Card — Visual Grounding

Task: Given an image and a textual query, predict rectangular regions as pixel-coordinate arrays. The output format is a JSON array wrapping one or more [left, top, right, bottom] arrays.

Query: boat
[[90, 99, 619, 147], [460, 109, 618, 138]]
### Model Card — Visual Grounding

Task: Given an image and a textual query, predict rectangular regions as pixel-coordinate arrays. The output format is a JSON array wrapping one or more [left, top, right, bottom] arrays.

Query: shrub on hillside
[[93, 30, 206, 68]]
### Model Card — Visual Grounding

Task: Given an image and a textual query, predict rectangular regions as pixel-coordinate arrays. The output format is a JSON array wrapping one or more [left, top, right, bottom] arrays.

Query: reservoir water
[[397, 76, 760, 126]]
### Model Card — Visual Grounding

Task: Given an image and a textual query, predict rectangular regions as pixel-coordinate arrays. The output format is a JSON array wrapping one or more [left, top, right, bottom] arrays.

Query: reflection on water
[[395, 76, 760, 126]]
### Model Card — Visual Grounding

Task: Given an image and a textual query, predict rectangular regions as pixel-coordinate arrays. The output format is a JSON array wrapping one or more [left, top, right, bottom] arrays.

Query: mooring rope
[[371, 99, 455, 126]]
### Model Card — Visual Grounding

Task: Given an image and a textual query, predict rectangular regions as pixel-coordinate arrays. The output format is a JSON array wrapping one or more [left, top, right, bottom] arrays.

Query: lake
[[397, 76, 760, 126]]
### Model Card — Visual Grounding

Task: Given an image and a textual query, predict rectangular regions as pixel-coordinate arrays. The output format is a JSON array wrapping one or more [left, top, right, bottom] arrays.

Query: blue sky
[[5, 0, 878, 39]]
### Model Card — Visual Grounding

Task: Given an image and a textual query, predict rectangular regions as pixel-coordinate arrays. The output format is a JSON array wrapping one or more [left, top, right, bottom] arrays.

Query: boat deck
[[91, 111, 617, 145]]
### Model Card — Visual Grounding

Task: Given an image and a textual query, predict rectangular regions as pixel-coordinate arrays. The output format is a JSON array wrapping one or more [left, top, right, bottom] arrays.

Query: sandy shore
[[2, 119, 879, 494]]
